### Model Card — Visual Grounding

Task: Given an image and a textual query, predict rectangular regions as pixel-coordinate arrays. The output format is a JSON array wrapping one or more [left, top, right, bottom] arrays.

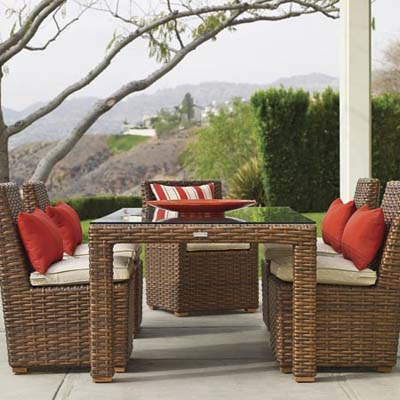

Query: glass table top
[[91, 206, 315, 225]]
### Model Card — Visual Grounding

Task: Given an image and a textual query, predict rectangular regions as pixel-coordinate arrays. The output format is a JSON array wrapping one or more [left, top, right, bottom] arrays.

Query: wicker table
[[89, 207, 317, 383]]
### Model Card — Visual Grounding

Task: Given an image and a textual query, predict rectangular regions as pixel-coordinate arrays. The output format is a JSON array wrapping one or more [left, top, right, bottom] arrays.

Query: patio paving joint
[[336, 374, 361, 400], [52, 371, 69, 400]]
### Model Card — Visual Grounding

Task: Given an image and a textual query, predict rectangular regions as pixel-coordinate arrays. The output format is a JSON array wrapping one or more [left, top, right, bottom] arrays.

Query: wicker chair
[[0, 182, 141, 374], [263, 178, 380, 261], [262, 180, 400, 373], [142, 180, 259, 316]]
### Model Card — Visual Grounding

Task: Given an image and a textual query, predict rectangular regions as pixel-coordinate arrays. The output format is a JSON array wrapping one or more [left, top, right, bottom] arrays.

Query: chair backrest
[[377, 181, 400, 289], [354, 178, 380, 210], [0, 183, 30, 295], [141, 180, 223, 209], [22, 181, 51, 212]]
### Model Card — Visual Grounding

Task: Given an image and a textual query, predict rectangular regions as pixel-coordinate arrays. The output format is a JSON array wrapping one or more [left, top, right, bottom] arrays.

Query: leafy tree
[[152, 109, 181, 137], [183, 99, 259, 186], [373, 39, 400, 94], [181, 93, 195, 121], [0, 1, 339, 183]]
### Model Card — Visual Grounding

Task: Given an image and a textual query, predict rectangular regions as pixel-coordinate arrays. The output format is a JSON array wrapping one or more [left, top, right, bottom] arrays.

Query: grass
[[303, 212, 325, 237], [107, 134, 150, 153], [81, 220, 90, 243]]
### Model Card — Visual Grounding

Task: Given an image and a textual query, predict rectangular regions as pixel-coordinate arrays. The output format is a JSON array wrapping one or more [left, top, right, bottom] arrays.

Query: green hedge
[[252, 88, 400, 212], [53, 195, 142, 220], [372, 94, 400, 199]]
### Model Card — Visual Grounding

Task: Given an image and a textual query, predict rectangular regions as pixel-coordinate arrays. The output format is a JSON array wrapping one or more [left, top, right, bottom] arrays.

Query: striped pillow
[[152, 208, 178, 221], [150, 183, 214, 200]]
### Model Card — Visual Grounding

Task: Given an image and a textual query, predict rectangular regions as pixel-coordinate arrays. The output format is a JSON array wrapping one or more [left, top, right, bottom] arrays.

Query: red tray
[[148, 199, 256, 217]]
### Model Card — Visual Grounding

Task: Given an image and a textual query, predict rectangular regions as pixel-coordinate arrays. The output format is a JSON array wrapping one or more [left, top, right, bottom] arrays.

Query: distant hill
[[6, 73, 338, 149], [10, 133, 192, 198]]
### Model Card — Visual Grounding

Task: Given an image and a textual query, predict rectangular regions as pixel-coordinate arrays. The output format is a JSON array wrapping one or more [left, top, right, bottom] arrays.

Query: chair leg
[[280, 366, 292, 374], [93, 378, 113, 383], [12, 367, 28, 375], [174, 312, 189, 317], [244, 308, 258, 313], [295, 376, 315, 383], [148, 305, 156, 310], [377, 367, 392, 373]]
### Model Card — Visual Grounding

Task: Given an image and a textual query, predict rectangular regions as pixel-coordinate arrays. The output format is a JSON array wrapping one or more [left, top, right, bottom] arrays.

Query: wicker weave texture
[[0, 183, 141, 372], [263, 179, 400, 371], [142, 180, 259, 314], [22, 181, 50, 212], [353, 178, 380, 209], [89, 220, 317, 381]]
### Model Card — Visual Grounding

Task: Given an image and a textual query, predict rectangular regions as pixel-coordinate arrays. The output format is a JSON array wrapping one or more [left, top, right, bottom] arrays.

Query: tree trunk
[[0, 129, 10, 183]]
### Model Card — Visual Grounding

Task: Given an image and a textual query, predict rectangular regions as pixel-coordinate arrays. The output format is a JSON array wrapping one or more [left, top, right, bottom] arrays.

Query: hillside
[[6, 74, 338, 149], [10, 133, 192, 199]]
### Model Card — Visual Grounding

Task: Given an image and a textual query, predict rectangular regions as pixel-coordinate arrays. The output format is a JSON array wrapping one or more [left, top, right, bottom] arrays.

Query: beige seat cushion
[[270, 255, 377, 286], [262, 238, 338, 259], [67, 243, 141, 259], [30, 255, 133, 286], [186, 243, 251, 252]]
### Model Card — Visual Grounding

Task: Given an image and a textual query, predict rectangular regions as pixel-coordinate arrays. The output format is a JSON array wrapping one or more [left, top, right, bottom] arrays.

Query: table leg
[[292, 238, 317, 382], [89, 240, 115, 383]]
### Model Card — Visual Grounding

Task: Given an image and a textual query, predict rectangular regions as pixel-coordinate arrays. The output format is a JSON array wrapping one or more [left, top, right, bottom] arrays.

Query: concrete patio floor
[[1, 286, 400, 400]]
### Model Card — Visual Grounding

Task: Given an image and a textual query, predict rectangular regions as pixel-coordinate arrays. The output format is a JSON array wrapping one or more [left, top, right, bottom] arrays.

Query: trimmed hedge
[[53, 195, 142, 220], [372, 94, 400, 199], [252, 88, 400, 212]]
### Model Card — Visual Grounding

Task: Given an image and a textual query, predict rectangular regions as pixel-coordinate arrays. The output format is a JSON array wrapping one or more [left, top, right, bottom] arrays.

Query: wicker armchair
[[0, 182, 140, 374], [142, 180, 259, 316], [262, 180, 400, 373]]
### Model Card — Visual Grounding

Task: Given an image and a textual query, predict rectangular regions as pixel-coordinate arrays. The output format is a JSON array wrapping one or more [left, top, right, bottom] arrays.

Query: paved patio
[[1, 285, 399, 400]]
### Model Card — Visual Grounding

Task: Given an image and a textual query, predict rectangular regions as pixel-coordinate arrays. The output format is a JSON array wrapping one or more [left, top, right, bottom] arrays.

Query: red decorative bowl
[[148, 199, 256, 218]]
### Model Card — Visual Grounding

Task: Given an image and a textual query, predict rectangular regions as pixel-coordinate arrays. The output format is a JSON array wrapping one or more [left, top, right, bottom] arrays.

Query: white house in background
[[122, 126, 157, 137], [142, 114, 156, 128], [192, 104, 205, 123]]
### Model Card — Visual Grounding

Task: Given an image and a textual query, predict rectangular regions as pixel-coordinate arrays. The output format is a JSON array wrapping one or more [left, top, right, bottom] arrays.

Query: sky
[[1, 0, 399, 110]]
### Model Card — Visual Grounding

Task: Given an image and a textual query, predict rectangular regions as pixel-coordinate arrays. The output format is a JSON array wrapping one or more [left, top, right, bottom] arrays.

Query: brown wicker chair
[[0, 182, 140, 374], [262, 180, 400, 373], [142, 180, 259, 316]]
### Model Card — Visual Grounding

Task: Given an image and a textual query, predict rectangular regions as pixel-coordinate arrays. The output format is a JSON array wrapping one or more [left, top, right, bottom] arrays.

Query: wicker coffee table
[[89, 207, 317, 383]]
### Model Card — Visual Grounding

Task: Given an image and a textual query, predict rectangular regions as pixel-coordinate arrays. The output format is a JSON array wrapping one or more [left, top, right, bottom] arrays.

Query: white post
[[340, 0, 372, 201]]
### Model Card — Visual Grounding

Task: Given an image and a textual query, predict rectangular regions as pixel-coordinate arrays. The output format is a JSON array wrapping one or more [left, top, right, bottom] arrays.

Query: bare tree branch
[[31, 1, 338, 182], [24, 5, 87, 51], [32, 8, 247, 181], [0, 0, 66, 66], [0, 0, 56, 54], [6, 0, 338, 137]]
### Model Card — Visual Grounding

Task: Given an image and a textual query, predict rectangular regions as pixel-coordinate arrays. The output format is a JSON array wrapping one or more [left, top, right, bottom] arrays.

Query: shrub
[[372, 93, 400, 200], [182, 99, 258, 185], [252, 88, 400, 211], [229, 157, 265, 205], [251, 87, 310, 211], [53, 195, 142, 220]]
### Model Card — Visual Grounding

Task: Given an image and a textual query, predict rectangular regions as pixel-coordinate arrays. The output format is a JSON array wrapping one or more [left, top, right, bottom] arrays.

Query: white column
[[340, 0, 372, 201]]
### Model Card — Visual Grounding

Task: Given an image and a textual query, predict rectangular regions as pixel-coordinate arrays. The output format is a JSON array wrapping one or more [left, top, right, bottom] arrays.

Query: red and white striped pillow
[[152, 208, 178, 222], [150, 183, 215, 200]]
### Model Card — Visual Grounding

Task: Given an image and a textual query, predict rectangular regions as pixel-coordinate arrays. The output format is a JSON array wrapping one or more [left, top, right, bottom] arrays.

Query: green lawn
[[107, 134, 150, 153], [303, 212, 325, 237]]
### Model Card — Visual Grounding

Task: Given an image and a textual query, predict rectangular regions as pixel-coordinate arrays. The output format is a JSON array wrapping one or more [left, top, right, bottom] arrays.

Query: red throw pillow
[[322, 198, 356, 253], [18, 208, 64, 274], [46, 202, 82, 255], [150, 182, 214, 200], [342, 205, 385, 270]]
